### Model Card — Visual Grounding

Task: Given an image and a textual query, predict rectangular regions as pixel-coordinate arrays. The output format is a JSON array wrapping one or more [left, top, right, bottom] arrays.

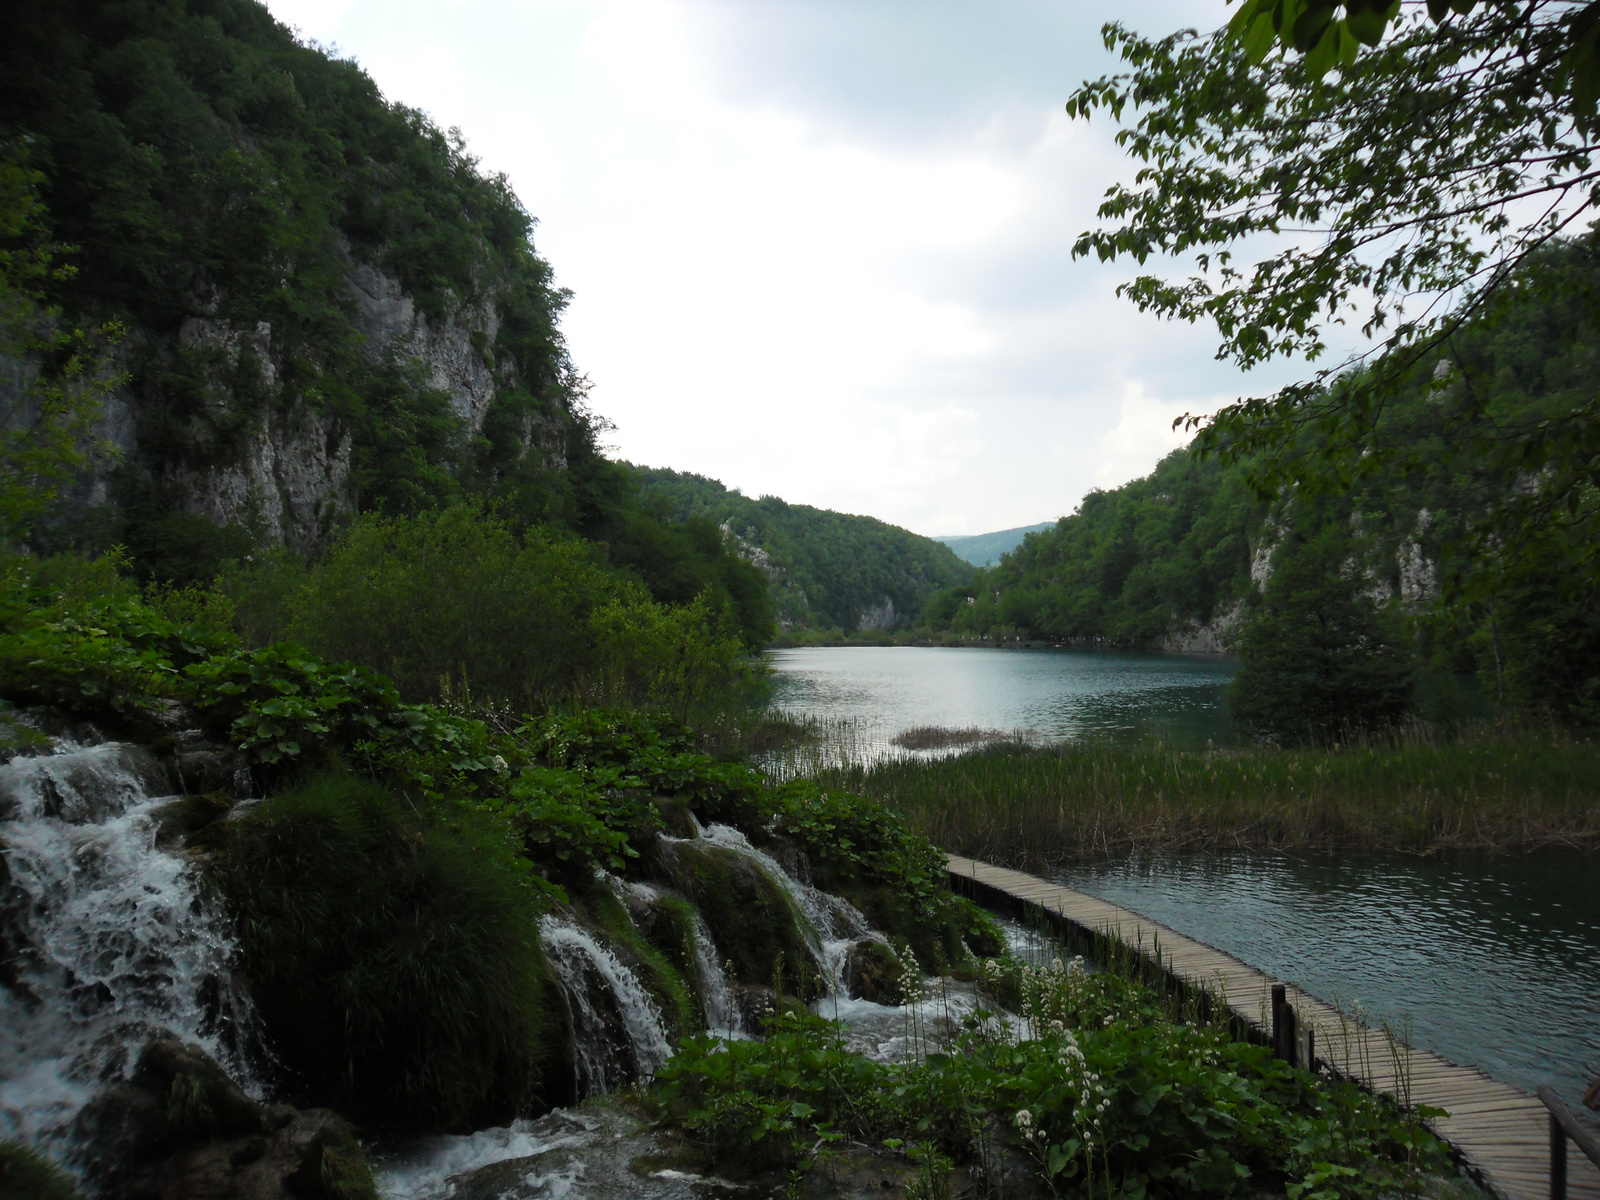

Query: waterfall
[[687, 912, 743, 1037], [0, 737, 260, 1166], [687, 822, 871, 993], [606, 874, 743, 1038], [537, 916, 671, 1096]]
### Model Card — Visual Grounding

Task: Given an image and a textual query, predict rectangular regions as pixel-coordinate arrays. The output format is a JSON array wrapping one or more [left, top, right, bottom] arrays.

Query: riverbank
[[813, 730, 1600, 866]]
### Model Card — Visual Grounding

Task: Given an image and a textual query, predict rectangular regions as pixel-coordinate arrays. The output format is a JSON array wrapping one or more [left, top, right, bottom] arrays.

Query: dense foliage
[[921, 451, 1259, 648], [0, 552, 994, 1126], [654, 954, 1452, 1200], [633, 465, 972, 634], [1065, 7, 1600, 697], [1230, 524, 1417, 744], [0, 0, 579, 554], [0, 153, 122, 546], [218, 504, 760, 709], [0, 0, 781, 651], [920, 244, 1600, 730]]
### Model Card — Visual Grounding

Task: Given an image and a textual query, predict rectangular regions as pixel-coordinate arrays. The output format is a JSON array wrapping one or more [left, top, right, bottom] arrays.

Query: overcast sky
[[263, 0, 1322, 537]]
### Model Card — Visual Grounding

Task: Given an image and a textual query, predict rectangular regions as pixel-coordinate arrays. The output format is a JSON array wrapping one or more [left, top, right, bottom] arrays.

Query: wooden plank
[[948, 854, 1592, 1200]]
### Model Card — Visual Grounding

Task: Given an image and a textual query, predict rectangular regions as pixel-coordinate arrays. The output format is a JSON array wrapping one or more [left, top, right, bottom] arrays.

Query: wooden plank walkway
[[947, 854, 1600, 1200]]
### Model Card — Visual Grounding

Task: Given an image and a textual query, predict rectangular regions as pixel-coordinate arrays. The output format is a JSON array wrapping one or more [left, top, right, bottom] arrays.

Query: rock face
[[842, 938, 904, 1005], [75, 1036, 374, 1200], [38, 253, 560, 556], [1160, 600, 1241, 655]]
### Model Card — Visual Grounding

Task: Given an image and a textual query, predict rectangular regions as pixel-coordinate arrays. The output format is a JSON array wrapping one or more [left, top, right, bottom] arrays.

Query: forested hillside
[[632, 466, 972, 634], [921, 242, 1600, 724], [0, 0, 774, 646]]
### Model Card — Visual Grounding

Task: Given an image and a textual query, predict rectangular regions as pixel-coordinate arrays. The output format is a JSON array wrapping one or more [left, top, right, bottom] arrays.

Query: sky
[[262, 0, 1326, 537]]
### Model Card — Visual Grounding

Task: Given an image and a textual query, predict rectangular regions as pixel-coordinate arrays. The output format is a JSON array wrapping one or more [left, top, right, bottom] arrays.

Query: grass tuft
[[212, 773, 565, 1131]]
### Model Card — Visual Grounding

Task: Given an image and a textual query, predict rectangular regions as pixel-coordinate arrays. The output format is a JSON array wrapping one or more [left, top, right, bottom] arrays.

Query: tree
[[0, 148, 120, 544], [1064, 4, 1600, 518], [1065, 3, 1600, 692], [1230, 525, 1416, 744]]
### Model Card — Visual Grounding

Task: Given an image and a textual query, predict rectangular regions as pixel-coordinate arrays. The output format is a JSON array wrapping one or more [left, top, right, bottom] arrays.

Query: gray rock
[[75, 1036, 373, 1200]]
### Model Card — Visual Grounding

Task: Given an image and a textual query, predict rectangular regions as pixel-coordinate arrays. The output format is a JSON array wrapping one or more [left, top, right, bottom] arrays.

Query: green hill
[[631, 466, 972, 634], [919, 243, 1600, 721], [937, 523, 1056, 568], [0, 0, 775, 646]]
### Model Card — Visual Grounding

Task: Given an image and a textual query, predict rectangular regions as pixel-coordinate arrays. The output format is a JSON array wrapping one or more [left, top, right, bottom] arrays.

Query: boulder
[[842, 939, 905, 1005], [75, 1036, 374, 1200]]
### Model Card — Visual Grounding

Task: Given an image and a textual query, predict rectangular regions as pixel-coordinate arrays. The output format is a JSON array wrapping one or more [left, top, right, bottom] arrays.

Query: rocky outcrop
[[32, 250, 552, 555], [842, 938, 905, 1004], [857, 597, 897, 631], [348, 262, 499, 429], [1161, 600, 1241, 655], [74, 1036, 375, 1200]]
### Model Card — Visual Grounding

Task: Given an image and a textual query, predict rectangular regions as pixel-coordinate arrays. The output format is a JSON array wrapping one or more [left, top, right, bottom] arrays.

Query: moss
[[577, 882, 697, 1040], [211, 773, 562, 1132], [842, 939, 904, 1004], [290, 1122, 380, 1200], [816, 869, 999, 974], [0, 1143, 80, 1200], [658, 842, 822, 1000]]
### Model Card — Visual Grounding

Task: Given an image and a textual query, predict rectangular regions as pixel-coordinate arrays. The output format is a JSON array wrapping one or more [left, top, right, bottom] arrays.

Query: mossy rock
[[148, 792, 235, 848], [211, 773, 564, 1131], [575, 884, 698, 1040], [656, 841, 822, 1000], [0, 1143, 80, 1200], [815, 867, 1001, 974], [842, 938, 905, 1004]]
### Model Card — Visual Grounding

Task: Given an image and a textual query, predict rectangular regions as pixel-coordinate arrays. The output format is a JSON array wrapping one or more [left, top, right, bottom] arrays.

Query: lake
[[768, 645, 1600, 1108], [1053, 852, 1600, 1105], [766, 645, 1235, 753]]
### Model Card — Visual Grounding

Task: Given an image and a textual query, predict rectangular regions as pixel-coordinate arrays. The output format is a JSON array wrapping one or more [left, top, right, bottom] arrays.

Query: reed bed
[[811, 729, 1600, 868]]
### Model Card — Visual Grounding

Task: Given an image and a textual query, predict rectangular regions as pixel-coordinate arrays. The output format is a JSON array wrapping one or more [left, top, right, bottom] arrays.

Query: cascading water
[[689, 821, 871, 994], [686, 911, 743, 1037], [537, 915, 671, 1096], [607, 873, 744, 1039], [0, 736, 260, 1167]]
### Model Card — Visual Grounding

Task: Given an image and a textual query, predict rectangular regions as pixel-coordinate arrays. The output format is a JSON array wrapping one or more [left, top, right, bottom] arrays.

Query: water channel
[[767, 645, 1600, 1107]]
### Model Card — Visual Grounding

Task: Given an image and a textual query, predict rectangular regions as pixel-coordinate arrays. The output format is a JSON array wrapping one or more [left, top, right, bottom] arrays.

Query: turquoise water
[[766, 645, 1235, 751], [1054, 852, 1600, 1109], [767, 646, 1600, 1111]]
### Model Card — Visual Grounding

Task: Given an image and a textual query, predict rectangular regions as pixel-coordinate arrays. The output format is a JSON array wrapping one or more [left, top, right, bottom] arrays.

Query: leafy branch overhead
[[1064, 1, 1600, 592]]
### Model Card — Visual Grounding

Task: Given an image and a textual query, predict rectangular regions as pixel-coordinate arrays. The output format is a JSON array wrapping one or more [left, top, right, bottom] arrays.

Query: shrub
[[212, 774, 563, 1131], [280, 505, 752, 713]]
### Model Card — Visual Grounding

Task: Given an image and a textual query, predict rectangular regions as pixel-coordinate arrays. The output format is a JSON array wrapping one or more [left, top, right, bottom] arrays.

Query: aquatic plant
[[820, 731, 1600, 866]]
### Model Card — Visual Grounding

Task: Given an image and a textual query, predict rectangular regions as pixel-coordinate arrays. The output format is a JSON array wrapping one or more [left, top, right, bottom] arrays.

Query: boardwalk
[[947, 854, 1600, 1200]]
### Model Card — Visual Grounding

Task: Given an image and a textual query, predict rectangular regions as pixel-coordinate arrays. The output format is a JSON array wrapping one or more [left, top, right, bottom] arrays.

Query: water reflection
[[1052, 853, 1600, 1104], [767, 646, 1235, 756]]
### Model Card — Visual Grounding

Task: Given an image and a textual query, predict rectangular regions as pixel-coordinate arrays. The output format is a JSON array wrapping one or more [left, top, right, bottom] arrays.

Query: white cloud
[[262, 0, 1337, 537], [1090, 383, 1203, 490]]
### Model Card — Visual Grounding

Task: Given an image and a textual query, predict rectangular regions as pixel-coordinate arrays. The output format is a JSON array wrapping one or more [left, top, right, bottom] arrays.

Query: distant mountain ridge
[[936, 523, 1057, 567], [630, 466, 972, 633]]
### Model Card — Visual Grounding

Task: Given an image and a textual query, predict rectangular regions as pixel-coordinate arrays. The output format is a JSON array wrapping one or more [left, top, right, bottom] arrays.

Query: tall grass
[[813, 726, 1600, 868]]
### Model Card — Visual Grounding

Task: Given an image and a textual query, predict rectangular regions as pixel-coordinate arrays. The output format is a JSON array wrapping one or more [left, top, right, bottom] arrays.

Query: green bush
[[274, 505, 752, 713], [213, 773, 564, 1131], [655, 961, 1455, 1199]]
